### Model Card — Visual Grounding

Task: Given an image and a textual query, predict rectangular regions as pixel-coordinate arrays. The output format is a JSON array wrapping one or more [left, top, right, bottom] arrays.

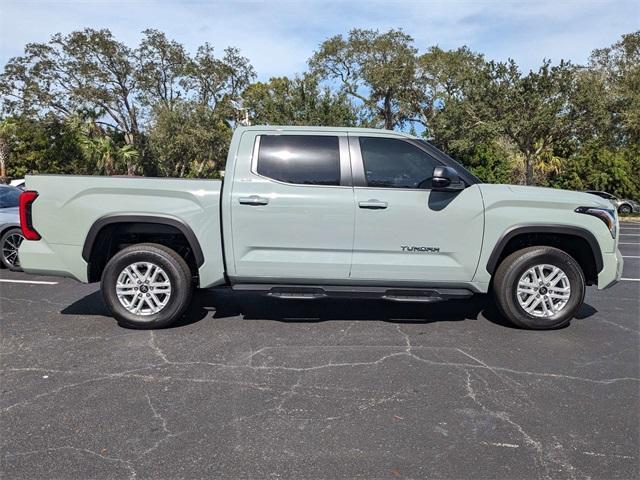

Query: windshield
[[0, 186, 21, 208]]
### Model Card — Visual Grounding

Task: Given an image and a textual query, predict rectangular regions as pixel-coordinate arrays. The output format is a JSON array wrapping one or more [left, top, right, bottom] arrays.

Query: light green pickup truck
[[18, 126, 623, 330]]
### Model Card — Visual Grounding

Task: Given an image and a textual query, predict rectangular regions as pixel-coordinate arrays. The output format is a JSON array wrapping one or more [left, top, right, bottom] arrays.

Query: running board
[[232, 284, 473, 302]]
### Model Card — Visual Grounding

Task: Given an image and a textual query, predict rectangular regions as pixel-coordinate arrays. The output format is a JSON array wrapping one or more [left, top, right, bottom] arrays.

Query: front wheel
[[101, 243, 193, 329], [493, 246, 585, 329], [618, 204, 632, 215]]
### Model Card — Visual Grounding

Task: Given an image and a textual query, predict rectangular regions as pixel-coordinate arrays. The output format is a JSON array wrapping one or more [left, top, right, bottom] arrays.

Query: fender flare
[[485, 225, 604, 274], [81, 214, 205, 267]]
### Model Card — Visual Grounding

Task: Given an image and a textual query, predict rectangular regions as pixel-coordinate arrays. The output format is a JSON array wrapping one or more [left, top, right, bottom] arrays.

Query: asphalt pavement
[[1, 223, 639, 479]]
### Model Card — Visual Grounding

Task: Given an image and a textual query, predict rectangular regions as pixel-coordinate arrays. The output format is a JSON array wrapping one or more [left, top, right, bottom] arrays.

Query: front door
[[230, 131, 355, 281], [349, 135, 484, 283]]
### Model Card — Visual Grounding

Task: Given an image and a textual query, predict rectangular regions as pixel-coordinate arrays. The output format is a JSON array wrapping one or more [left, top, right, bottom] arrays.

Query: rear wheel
[[493, 246, 585, 329], [101, 243, 192, 329], [1, 228, 24, 271]]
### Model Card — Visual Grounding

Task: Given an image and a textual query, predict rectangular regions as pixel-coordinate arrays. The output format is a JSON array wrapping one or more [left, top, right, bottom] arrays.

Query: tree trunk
[[383, 93, 393, 130], [525, 154, 535, 185], [0, 143, 7, 184]]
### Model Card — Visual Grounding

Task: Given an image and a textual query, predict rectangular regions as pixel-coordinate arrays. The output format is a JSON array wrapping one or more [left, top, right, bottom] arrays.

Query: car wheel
[[493, 246, 585, 330], [618, 204, 632, 214], [101, 243, 193, 329], [0, 228, 24, 271]]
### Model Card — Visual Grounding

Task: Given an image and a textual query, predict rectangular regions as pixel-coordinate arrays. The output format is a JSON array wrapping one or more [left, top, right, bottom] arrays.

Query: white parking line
[[0, 279, 59, 285], [619, 243, 640, 245], [621, 278, 640, 282], [622, 256, 640, 258], [620, 234, 640, 236]]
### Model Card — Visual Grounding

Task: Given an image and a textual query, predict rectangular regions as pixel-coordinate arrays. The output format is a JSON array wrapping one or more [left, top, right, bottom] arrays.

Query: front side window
[[257, 135, 340, 186], [359, 137, 439, 189]]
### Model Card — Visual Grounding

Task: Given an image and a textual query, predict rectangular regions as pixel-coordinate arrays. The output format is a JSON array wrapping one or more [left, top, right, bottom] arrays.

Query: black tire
[[1, 227, 24, 272], [493, 246, 585, 330], [101, 243, 193, 329], [618, 204, 632, 215]]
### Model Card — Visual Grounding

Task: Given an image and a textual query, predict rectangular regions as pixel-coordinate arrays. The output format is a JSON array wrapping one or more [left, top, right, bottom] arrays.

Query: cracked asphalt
[[1, 223, 639, 479]]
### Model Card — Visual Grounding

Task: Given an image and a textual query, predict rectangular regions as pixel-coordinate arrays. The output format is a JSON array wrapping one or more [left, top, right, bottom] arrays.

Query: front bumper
[[598, 249, 623, 289]]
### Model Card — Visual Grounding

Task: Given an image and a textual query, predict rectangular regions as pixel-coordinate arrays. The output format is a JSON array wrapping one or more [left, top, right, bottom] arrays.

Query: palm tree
[[75, 117, 139, 175]]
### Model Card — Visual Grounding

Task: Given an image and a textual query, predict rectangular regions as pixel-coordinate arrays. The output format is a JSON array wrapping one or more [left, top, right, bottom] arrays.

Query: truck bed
[[19, 175, 226, 288]]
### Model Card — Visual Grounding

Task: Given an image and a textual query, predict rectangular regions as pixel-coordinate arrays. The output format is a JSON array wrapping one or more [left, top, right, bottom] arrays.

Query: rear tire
[[493, 246, 585, 330], [1, 228, 24, 272], [101, 243, 193, 329]]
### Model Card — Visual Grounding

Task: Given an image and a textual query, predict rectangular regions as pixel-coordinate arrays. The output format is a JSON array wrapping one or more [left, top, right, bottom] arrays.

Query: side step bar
[[231, 284, 473, 302]]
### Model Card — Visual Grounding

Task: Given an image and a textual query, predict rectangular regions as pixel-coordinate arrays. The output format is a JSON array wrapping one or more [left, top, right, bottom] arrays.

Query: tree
[[1, 115, 91, 178], [147, 101, 231, 178], [309, 29, 418, 129], [242, 74, 357, 126], [413, 46, 487, 136], [458, 59, 575, 185], [135, 29, 190, 112]]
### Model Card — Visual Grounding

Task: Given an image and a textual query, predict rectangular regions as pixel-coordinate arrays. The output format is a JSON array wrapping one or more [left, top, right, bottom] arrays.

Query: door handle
[[358, 199, 388, 210], [239, 195, 269, 206]]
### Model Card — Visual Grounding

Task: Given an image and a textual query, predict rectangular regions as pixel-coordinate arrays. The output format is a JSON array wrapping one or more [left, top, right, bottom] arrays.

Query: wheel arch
[[1, 223, 21, 237], [82, 215, 204, 283], [486, 225, 603, 285]]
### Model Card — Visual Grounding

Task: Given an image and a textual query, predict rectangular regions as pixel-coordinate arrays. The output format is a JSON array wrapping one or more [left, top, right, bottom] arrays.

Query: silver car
[[585, 190, 640, 214], [0, 185, 24, 271]]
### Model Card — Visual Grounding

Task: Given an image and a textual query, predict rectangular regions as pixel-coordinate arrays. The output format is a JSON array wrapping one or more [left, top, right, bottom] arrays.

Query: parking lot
[[1, 222, 638, 479]]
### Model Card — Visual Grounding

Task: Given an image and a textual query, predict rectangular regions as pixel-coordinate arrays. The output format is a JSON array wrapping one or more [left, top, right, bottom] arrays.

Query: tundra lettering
[[401, 246, 440, 253], [18, 125, 623, 330]]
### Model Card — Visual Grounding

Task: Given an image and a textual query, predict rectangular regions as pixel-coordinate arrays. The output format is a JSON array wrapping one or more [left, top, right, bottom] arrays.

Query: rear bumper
[[597, 249, 623, 289], [19, 239, 87, 282]]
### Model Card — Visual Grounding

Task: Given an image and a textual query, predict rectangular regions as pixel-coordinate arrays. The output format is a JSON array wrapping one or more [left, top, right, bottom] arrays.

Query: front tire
[[1, 228, 24, 271], [618, 204, 632, 215], [101, 243, 193, 329], [493, 246, 585, 330]]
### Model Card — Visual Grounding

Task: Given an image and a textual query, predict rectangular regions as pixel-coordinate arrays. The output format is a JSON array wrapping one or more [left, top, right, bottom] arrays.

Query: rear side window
[[359, 137, 439, 189], [257, 135, 340, 186]]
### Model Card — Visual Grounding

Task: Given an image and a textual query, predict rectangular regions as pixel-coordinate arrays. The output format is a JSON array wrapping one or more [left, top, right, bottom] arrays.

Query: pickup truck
[[18, 126, 623, 330]]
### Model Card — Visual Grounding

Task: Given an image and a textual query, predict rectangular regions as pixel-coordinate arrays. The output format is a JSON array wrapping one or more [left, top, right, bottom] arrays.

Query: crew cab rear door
[[349, 134, 484, 283], [228, 130, 355, 281]]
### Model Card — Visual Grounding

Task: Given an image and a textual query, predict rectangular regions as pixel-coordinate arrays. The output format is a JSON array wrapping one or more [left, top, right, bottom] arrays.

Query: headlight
[[575, 206, 617, 238]]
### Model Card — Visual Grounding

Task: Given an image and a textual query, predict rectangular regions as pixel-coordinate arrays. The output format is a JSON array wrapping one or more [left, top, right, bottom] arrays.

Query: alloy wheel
[[516, 264, 571, 318], [2, 232, 23, 268], [116, 262, 172, 316]]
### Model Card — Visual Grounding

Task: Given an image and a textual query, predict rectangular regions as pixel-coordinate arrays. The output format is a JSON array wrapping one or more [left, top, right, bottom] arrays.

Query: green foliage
[[243, 74, 357, 126], [309, 29, 418, 129], [0, 27, 637, 201], [2, 116, 91, 178], [552, 146, 640, 199], [147, 102, 231, 178]]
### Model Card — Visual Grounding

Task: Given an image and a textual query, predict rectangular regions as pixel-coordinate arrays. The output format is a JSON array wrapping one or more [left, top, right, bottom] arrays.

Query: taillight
[[19, 190, 41, 240]]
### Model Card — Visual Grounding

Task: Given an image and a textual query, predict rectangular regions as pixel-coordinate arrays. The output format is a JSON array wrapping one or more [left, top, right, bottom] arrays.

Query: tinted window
[[257, 135, 340, 186], [0, 186, 20, 208], [359, 137, 439, 189]]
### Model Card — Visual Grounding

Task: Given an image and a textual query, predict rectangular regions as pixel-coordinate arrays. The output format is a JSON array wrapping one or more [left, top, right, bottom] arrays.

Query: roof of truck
[[235, 125, 417, 139]]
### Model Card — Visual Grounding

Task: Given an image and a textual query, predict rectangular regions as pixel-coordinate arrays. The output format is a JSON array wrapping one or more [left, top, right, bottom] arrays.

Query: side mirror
[[432, 166, 464, 191]]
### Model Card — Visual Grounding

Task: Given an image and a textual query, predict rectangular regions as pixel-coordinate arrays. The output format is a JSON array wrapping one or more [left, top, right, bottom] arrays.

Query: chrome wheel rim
[[2, 233, 23, 268], [516, 264, 571, 318], [116, 262, 171, 316]]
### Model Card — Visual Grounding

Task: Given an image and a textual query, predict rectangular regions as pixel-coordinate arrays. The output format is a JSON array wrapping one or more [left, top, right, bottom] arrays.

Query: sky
[[1, 0, 638, 80]]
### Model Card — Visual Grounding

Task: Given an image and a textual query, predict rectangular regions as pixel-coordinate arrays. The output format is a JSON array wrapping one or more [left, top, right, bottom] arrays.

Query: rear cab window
[[256, 135, 340, 186]]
